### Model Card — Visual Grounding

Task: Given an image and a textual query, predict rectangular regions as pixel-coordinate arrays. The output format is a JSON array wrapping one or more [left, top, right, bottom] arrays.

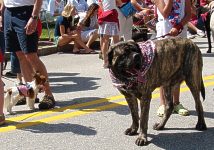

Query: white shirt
[[4, 0, 34, 7], [156, 0, 187, 38], [67, 0, 88, 12], [87, 0, 98, 6], [99, 0, 116, 11], [48, 0, 64, 16]]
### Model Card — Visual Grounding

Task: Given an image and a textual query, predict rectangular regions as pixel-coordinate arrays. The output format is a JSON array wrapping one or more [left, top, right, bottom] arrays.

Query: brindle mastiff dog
[[107, 37, 207, 146]]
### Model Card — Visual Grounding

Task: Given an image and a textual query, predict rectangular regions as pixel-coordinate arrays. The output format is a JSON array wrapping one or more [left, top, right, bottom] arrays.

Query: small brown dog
[[4, 72, 46, 114], [108, 37, 207, 146]]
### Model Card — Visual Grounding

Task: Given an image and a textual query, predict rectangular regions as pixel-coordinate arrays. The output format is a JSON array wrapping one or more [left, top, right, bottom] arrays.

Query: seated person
[[67, 0, 88, 20], [187, 0, 206, 38], [78, 3, 99, 48], [48, 0, 65, 16], [54, 4, 95, 54], [132, 0, 155, 31]]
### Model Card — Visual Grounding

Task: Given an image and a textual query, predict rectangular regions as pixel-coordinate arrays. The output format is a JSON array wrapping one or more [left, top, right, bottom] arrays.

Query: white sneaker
[[197, 30, 206, 37], [187, 32, 196, 39]]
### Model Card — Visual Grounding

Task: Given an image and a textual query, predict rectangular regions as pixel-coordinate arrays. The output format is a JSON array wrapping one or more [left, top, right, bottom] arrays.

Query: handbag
[[119, 2, 137, 18]]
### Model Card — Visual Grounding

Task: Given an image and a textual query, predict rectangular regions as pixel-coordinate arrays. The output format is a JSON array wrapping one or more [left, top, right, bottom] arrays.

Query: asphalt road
[[0, 36, 214, 150]]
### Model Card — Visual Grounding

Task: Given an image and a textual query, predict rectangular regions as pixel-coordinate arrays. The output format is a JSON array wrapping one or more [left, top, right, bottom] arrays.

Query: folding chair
[[40, 0, 52, 41]]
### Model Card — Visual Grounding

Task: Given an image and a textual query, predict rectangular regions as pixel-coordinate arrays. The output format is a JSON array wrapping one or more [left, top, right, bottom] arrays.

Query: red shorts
[[0, 52, 3, 63]]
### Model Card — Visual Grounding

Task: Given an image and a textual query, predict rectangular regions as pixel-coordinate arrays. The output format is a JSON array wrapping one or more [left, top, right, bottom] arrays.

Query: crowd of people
[[0, 0, 212, 126]]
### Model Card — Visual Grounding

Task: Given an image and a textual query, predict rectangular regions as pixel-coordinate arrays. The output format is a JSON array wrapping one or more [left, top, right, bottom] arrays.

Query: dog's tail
[[201, 78, 205, 101]]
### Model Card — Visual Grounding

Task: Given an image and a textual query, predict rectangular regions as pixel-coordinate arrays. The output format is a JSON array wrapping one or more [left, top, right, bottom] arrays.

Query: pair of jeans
[[10, 52, 21, 74]]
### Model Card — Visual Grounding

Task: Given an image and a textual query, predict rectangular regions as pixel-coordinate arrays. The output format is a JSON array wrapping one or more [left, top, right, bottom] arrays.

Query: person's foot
[[173, 103, 189, 116], [4, 71, 16, 78], [38, 95, 55, 110], [99, 52, 103, 60], [157, 105, 165, 117], [197, 30, 206, 38], [187, 32, 196, 39], [73, 47, 80, 54], [79, 49, 97, 54], [0, 114, 5, 126]]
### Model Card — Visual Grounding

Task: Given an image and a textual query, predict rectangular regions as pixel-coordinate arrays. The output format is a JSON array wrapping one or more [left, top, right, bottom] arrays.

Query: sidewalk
[[4, 40, 101, 61]]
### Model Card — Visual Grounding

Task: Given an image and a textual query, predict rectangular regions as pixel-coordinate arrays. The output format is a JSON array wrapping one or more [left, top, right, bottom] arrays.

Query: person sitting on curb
[[78, 3, 99, 49], [54, 4, 96, 54]]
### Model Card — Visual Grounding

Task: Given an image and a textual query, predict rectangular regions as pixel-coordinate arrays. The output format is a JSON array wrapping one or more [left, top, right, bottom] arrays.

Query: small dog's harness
[[17, 83, 33, 97], [110, 40, 156, 88]]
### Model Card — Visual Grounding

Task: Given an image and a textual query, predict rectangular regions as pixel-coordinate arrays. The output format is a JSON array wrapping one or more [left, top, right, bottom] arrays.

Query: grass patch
[[40, 23, 55, 40]]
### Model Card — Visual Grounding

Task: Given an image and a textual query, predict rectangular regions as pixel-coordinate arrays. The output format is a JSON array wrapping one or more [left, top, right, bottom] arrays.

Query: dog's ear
[[40, 75, 47, 85], [127, 40, 141, 54]]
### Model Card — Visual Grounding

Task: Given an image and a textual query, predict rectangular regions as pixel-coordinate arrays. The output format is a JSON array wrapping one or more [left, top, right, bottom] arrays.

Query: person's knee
[[25, 53, 40, 63], [16, 51, 26, 61]]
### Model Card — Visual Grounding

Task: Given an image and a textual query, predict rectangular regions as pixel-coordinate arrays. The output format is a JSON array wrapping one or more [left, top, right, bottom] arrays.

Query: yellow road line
[[1, 81, 214, 133], [7, 75, 214, 122], [5, 75, 214, 122]]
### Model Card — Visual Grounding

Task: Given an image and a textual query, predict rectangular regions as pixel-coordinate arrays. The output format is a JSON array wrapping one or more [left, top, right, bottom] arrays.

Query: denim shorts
[[0, 32, 5, 54], [4, 6, 38, 54]]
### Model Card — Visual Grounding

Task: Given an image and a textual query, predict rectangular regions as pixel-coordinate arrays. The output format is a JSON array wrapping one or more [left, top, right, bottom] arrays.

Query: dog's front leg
[[124, 95, 139, 136], [26, 97, 35, 110], [153, 86, 173, 130], [135, 94, 151, 146]]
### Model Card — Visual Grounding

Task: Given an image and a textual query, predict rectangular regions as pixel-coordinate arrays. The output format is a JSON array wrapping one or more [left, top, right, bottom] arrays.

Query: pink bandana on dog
[[110, 40, 156, 88], [17, 83, 32, 97]]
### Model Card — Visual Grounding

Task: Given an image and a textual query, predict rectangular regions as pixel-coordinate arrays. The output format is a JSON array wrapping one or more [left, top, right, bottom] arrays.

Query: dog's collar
[[110, 40, 156, 89]]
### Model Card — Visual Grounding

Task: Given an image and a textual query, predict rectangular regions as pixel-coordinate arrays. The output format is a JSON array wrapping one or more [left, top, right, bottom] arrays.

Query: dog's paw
[[135, 136, 148, 146], [124, 128, 138, 136], [196, 122, 207, 131], [153, 123, 164, 130]]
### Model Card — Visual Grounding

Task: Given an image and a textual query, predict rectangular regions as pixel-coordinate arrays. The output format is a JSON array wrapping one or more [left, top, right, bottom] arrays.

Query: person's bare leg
[[86, 31, 99, 48], [156, 86, 166, 117], [101, 35, 110, 67], [173, 86, 180, 105], [187, 22, 197, 34], [0, 65, 4, 115], [74, 38, 93, 52], [16, 51, 34, 82], [25, 53, 53, 97]]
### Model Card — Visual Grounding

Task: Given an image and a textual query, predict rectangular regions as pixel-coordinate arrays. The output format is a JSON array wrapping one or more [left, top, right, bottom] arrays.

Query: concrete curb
[[4, 40, 101, 61]]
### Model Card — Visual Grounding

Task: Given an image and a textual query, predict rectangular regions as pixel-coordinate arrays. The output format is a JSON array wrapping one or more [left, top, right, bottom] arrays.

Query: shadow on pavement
[[202, 53, 214, 57], [47, 72, 101, 93], [189, 110, 214, 119], [3, 120, 97, 135], [56, 96, 130, 116], [149, 127, 214, 150]]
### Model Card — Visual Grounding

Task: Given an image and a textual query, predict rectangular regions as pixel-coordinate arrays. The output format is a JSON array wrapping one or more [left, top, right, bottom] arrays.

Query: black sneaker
[[38, 95, 55, 110], [4, 71, 16, 78]]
